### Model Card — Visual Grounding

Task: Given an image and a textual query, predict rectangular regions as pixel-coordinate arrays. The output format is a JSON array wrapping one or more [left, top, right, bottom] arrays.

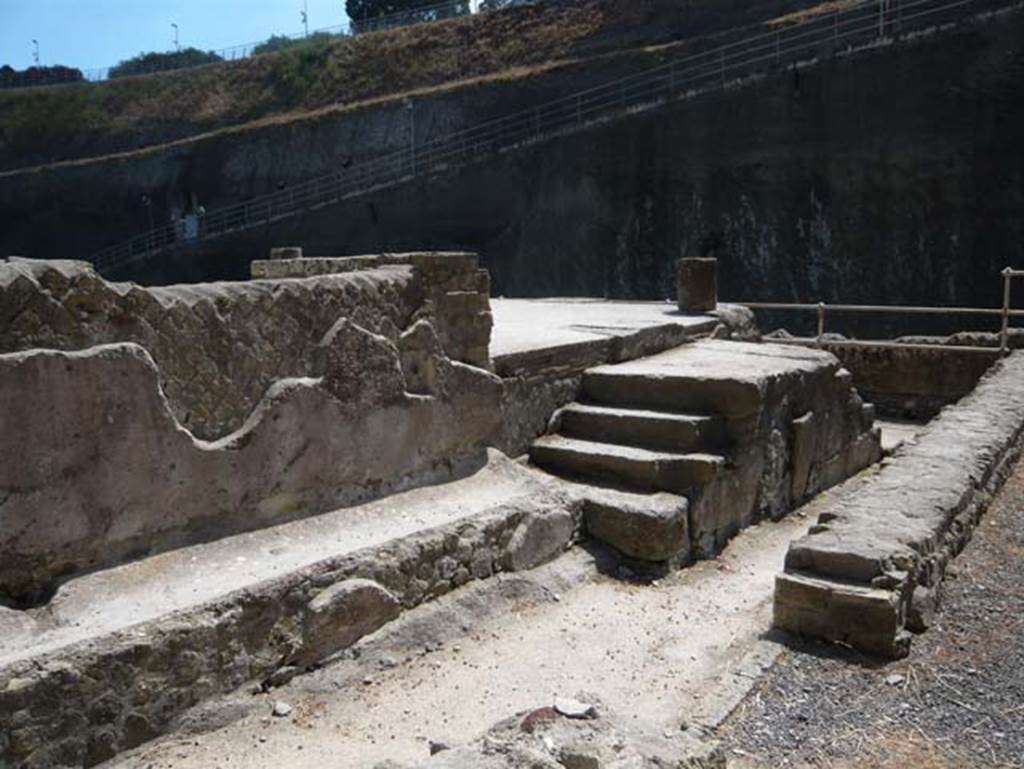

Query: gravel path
[[719, 454, 1024, 769]]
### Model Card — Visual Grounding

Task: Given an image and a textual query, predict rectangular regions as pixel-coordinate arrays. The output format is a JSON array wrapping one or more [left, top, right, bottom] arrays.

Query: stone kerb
[[774, 352, 1024, 658]]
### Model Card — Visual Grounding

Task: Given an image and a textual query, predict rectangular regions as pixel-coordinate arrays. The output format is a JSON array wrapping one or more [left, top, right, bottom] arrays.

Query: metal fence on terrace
[[90, 0, 992, 273], [740, 268, 1024, 355]]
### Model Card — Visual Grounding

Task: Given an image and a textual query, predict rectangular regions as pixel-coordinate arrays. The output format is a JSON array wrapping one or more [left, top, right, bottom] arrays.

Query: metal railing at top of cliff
[[739, 268, 1024, 355], [88, 0, 991, 274], [0, 0, 488, 89]]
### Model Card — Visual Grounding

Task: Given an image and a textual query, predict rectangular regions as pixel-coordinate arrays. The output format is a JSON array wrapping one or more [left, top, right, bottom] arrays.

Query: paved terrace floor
[[489, 298, 721, 364]]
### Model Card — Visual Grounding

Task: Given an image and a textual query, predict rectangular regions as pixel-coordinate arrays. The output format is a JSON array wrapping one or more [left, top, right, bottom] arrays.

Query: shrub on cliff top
[[253, 32, 340, 56], [0, 64, 85, 88], [109, 48, 224, 79]]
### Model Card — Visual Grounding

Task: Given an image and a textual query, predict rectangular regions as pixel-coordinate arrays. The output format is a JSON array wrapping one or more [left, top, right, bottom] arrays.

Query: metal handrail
[[738, 267, 1023, 355], [88, 0, 990, 273]]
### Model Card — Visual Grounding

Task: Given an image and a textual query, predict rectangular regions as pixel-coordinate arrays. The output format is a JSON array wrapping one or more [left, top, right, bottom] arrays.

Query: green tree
[[253, 32, 337, 56], [347, 0, 471, 34], [108, 48, 223, 79]]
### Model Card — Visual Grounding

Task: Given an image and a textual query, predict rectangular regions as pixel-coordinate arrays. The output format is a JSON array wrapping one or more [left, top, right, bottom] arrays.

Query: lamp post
[[171, 23, 180, 52]]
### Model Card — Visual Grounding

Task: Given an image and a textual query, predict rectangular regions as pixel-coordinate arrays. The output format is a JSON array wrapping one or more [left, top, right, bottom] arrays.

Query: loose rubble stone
[[271, 701, 293, 717], [553, 698, 597, 719]]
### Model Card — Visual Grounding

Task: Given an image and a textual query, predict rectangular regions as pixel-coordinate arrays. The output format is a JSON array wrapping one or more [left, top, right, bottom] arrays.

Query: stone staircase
[[529, 340, 884, 567], [530, 368, 733, 566]]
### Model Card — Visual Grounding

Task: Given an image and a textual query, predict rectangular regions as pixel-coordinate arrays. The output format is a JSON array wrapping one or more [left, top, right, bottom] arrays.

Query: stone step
[[557, 402, 727, 453], [579, 485, 690, 564], [580, 341, 834, 419], [530, 434, 724, 494], [580, 367, 762, 419]]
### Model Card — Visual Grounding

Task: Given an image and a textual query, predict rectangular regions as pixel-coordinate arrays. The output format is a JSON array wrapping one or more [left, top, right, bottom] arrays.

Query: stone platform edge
[[0, 463, 581, 769], [773, 352, 1024, 658]]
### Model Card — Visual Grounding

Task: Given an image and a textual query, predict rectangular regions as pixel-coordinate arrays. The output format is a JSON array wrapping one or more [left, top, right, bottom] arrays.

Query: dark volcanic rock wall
[[2, 4, 1022, 315], [326, 7, 1022, 314]]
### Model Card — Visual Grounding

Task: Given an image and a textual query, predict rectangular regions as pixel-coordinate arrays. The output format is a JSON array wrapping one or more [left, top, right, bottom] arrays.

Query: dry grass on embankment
[[0, 1, 614, 169], [0, 0, 822, 171]]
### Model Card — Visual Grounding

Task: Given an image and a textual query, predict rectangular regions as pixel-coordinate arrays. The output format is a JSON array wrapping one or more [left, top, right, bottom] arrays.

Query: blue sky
[[0, 0, 351, 72]]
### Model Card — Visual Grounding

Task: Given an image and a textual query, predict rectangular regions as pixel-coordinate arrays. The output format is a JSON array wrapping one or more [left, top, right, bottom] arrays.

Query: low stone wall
[[0, 325, 500, 603], [0, 253, 491, 440], [820, 341, 999, 419], [0, 459, 580, 768], [774, 352, 1024, 657], [250, 251, 493, 371]]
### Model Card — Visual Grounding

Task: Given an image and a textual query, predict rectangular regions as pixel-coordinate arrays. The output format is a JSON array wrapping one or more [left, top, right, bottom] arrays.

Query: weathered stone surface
[[676, 257, 717, 313], [0, 456, 583, 769], [250, 252, 493, 369], [907, 585, 939, 633], [504, 508, 575, 572], [374, 698, 722, 768], [775, 352, 1024, 657], [773, 572, 910, 659], [0, 329, 503, 600], [296, 579, 400, 666], [583, 488, 688, 562], [0, 257, 424, 439], [537, 340, 880, 560], [321, 318, 407, 408], [817, 339, 999, 419]]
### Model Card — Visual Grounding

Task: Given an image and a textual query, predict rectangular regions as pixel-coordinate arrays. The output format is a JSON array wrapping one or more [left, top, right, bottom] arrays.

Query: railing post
[[534, 106, 541, 138], [669, 61, 675, 99], [817, 301, 826, 347], [833, 10, 839, 46], [720, 49, 726, 87], [576, 94, 582, 126], [775, 30, 781, 65], [1001, 266, 1012, 355]]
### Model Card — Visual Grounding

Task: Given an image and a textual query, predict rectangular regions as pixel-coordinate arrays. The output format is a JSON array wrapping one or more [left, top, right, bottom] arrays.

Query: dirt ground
[[719, 454, 1024, 769], [106, 494, 818, 769]]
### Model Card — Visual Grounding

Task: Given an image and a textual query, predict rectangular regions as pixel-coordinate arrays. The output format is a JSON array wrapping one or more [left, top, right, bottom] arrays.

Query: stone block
[[675, 257, 717, 313], [504, 507, 575, 572], [773, 572, 910, 659], [583, 490, 688, 562], [296, 579, 401, 666]]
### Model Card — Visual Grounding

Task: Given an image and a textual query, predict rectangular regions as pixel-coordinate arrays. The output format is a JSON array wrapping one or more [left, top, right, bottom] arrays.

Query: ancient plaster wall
[[249, 251, 493, 370], [0, 252, 499, 602], [0, 257, 421, 439], [0, 325, 501, 602]]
